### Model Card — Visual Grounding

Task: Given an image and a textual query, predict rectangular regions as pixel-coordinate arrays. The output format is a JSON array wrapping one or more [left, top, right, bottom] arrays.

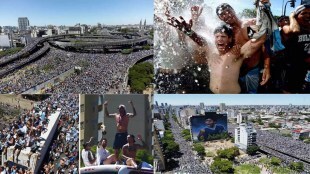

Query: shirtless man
[[104, 100, 136, 163], [216, 3, 271, 93], [168, 16, 266, 93], [122, 134, 146, 168]]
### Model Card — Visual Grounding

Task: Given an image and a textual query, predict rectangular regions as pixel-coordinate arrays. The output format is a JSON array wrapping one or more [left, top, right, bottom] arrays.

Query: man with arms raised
[[168, 16, 266, 93], [216, 3, 271, 93], [104, 100, 136, 163]]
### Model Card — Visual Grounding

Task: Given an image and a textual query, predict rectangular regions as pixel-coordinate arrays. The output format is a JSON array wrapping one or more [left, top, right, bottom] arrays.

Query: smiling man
[[168, 16, 266, 93], [216, 3, 271, 93]]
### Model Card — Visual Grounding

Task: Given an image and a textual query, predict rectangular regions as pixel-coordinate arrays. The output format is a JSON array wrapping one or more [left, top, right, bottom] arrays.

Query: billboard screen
[[190, 112, 228, 142]]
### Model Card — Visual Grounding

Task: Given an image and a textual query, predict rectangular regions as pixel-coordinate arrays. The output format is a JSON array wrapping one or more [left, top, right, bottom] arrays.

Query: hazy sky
[[0, 0, 153, 26], [0, 0, 302, 26], [155, 94, 310, 106]]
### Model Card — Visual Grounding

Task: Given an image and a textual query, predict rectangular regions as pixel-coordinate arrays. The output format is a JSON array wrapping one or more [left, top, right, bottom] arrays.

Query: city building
[[0, 34, 13, 48], [18, 17, 30, 31], [179, 107, 197, 128], [220, 103, 226, 112], [235, 123, 257, 149]]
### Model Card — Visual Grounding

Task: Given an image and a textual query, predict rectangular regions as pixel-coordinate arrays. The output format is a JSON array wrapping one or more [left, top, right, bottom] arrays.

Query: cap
[[118, 104, 126, 109], [295, 4, 310, 16]]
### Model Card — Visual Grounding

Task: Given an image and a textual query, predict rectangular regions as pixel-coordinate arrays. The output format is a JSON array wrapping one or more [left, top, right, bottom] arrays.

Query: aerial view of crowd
[[0, 43, 153, 94], [155, 1, 310, 94], [257, 130, 310, 169], [0, 94, 79, 174], [0, 38, 44, 65]]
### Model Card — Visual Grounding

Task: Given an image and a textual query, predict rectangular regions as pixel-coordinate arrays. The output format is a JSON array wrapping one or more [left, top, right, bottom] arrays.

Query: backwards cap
[[118, 104, 126, 109], [295, 4, 310, 16]]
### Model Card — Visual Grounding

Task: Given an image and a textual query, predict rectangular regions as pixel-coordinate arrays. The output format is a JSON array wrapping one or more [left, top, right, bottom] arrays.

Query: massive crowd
[[47, 49, 153, 94], [257, 130, 310, 168], [0, 38, 44, 65], [166, 111, 212, 174], [0, 45, 153, 94], [0, 94, 79, 174], [41, 94, 79, 174], [0, 42, 50, 79]]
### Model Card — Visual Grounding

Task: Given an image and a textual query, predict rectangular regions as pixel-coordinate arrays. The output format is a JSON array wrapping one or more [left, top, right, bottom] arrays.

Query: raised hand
[[137, 134, 142, 140], [191, 6, 203, 22], [103, 101, 108, 106], [167, 16, 193, 34]]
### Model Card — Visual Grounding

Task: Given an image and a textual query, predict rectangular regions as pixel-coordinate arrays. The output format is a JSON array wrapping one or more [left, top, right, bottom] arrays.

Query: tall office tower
[[200, 102, 205, 109], [219, 103, 226, 112], [235, 123, 257, 150], [18, 17, 29, 31], [144, 19, 146, 29]]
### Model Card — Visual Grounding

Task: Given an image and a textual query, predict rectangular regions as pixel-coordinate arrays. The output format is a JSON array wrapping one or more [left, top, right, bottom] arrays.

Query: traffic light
[[290, 0, 296, 8]]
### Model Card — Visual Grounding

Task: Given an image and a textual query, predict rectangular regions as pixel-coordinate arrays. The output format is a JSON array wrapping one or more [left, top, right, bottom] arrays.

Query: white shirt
[[81, 149, 96, 167], [96, 146, 110, 165]]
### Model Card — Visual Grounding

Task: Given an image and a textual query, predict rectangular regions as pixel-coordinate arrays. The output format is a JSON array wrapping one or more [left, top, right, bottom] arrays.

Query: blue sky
[[0, 0, 153, 26], [155, 94, 310, 105]]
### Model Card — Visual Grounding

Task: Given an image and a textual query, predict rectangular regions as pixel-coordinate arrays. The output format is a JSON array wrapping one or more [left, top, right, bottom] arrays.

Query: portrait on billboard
[[190, 113, 228, 142]]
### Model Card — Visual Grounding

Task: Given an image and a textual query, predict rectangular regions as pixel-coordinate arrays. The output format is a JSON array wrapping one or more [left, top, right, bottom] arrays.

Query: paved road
[[164, 111, 212, 174]]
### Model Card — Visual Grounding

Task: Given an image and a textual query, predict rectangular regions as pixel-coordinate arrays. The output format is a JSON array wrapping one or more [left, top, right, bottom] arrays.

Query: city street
[[164, 111, 212, 174]]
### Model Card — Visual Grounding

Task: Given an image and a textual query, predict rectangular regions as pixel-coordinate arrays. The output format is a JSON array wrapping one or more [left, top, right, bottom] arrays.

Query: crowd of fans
[[0, 42, 50, 80], [155, 1, 310, 94], [0, 38, 44, 65], [257, 130, 310, 163], [0, 44, 153, 94], [47, 49, 153, 94], [168, 112, 212, 173], [0, 94, 79, 174]]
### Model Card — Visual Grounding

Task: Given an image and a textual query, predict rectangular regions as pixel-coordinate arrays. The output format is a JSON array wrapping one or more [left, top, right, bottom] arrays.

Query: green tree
[[270, 157, 281, 166], [239, 8, 256, 18], [211, 158, 234, 174], [217, 147, 240, 160], [235, 164, 261, 174], [128, 62, 153, 93], [193, 143, 206, 158], [136, 149, 154, 164], [182, 129, 190, 136], [289, 162, 304, 172], [246, 145, 259, 156]]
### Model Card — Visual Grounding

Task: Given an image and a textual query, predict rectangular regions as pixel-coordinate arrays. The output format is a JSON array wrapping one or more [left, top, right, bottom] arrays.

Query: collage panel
[[0, 0, 153, 95], [0, 94, 79, 173], [154, 0, 310, 94], [153, 94, 310, 173], [80, 94, 154, 173]]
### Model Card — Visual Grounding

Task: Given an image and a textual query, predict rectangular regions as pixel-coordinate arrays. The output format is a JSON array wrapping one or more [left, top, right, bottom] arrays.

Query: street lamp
[[283, 0, 296, 16]]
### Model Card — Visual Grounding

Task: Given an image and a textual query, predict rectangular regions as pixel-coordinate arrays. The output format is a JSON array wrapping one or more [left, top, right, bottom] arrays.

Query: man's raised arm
[[282, 12, 300, 34], [103, 101, 114, 118], [128, 100, 136, 118], [167, 16, 208, 47], [137, 135, 147, 149]]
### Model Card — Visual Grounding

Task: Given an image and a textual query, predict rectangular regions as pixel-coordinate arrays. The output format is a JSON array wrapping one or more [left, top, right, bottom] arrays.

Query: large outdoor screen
[[190, 112, 228, 142]]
